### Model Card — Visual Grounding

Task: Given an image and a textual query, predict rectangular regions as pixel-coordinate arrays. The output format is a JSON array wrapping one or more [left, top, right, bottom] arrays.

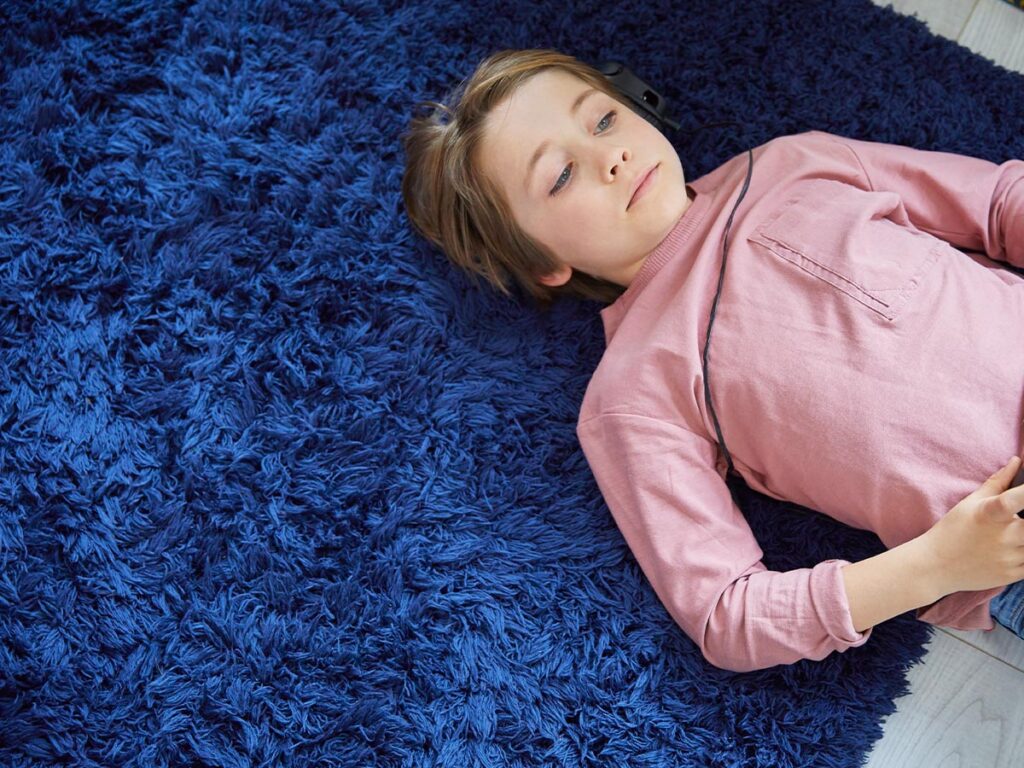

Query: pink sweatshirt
[[576, 129, 1024, 672]]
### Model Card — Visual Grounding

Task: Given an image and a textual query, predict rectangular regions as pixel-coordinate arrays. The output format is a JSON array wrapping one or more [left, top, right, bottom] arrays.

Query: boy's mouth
[[628, 164, 659, 210]]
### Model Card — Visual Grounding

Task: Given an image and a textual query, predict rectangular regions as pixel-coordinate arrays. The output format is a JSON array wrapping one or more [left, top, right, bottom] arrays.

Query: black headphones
[[593, 61, 681, 133], [595, 60, 755, 507]]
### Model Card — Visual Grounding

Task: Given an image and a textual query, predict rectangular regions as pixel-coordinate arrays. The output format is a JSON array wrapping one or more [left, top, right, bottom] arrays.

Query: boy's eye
[[549, 110, 617, 197]]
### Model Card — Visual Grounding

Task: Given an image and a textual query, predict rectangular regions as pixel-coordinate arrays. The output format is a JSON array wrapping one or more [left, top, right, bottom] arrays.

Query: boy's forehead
[[481, 70, 595, 192], [504, 71, 585, 115], [491, 71, 588, 140], [522, 69, 586, 102]]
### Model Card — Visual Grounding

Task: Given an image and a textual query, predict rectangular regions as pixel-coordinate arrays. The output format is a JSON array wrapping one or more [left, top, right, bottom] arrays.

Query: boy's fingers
[[994, 456, 1021, 484], [979, 457, 1018, 493], [1006, 483, 1024, 515], [993, 481, 1024, 520], [977, 458, 1023, 514]]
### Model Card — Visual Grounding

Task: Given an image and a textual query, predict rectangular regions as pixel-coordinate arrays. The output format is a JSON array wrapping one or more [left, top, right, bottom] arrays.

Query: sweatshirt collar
[[599, 184, 711, 341]]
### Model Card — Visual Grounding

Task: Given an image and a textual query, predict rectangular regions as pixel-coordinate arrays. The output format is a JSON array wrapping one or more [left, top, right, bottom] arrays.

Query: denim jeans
[[990, 579, 1024, 638]]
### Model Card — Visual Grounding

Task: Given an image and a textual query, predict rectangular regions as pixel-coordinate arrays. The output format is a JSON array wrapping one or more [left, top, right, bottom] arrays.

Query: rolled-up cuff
[[817, 559, 874, 647]]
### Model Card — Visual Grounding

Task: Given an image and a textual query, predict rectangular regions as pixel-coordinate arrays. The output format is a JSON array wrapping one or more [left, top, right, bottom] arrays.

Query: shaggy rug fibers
[[2, 0, 1023, 765]]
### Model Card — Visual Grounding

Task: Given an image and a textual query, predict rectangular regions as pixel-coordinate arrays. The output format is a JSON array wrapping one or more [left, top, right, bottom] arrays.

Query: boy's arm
[[840, 535, 947, 633], [576, 412, 872, 673], [807, 130, 1024, 269]]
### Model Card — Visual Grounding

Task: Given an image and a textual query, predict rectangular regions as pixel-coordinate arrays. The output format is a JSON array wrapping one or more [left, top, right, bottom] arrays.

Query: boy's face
[[479, 68, 693, 289]]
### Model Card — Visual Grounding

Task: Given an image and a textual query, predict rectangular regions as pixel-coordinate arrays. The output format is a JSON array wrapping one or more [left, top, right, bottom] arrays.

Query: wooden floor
[[863, 2, 1024, 765]]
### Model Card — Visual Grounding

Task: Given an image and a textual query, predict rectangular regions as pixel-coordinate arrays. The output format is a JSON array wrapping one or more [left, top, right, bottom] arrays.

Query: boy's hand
[[921, 456, 1024, 595]]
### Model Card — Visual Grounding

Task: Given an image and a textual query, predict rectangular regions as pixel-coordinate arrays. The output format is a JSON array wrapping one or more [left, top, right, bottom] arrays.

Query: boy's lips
[[628, 164, 658, 210]]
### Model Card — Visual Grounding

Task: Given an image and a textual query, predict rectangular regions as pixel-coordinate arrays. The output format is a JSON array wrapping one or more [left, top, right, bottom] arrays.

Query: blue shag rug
[[2, 0, 1023, 765]]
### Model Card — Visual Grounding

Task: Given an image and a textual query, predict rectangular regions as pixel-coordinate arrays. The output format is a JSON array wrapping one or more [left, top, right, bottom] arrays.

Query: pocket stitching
[[751, 231, 892, 317], [750, 230, 941, 322]]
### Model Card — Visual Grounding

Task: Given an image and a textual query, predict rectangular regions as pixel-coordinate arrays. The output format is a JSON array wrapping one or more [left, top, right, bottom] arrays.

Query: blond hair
[[400, 49, 633, 313]]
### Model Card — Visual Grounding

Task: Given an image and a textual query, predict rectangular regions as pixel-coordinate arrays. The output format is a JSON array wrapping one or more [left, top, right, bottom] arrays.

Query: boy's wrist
[[904, 532, 957, 605], [841, 534, 952, 632]]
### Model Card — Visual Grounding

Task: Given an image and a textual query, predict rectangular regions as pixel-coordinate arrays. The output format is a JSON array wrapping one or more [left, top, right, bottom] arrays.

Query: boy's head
[[401, 49, 693, 313]]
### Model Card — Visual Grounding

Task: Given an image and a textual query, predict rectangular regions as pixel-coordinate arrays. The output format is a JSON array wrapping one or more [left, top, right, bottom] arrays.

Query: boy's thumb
[[985, 456, 1022, 494]]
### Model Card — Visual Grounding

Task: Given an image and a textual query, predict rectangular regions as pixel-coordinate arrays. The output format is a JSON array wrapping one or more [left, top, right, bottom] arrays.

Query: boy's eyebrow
[[524, 87, 600, 194]]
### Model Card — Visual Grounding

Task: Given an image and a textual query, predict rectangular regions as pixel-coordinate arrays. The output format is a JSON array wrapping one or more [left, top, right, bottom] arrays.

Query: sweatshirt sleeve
[[807, 130, 1024, 269], [576, 412, 872, 673]]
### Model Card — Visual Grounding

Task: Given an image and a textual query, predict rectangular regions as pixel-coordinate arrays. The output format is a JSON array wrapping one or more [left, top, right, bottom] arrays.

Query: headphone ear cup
[[593, 60, 680, 134]]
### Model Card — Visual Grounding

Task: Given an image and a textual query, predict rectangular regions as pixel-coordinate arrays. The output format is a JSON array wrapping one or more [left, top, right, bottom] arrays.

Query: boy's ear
[[537, 264, 573, 287]]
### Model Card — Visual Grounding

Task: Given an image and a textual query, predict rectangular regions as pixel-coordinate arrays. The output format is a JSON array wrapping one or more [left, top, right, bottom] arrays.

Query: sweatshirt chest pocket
[[747, 178, 942, 322]]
